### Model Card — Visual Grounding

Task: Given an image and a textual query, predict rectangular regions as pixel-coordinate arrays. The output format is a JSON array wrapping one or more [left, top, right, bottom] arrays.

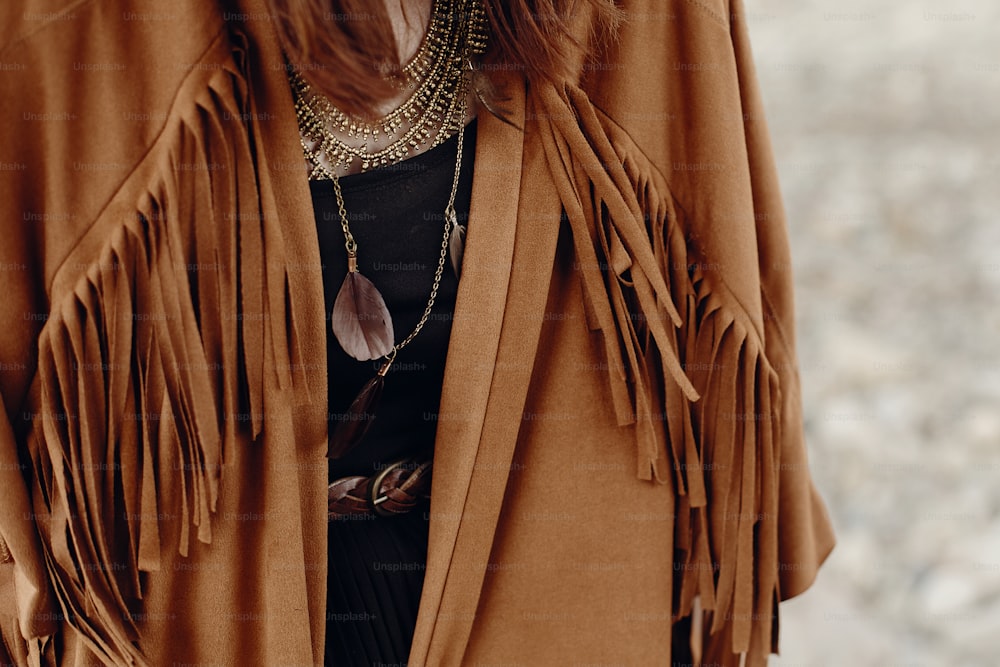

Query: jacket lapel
[[408, 77, 565, 664]]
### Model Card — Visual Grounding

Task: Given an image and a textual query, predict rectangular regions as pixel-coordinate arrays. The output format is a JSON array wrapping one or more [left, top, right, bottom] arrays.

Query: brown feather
[[331, 271, 394, 361], [328, 374, 384, 458], [449, 221, 466, 278]]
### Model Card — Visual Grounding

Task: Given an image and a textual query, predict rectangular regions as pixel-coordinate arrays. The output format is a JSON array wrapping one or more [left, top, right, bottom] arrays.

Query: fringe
[[21, 34, 303, 666], [532, 82, 781, 664]]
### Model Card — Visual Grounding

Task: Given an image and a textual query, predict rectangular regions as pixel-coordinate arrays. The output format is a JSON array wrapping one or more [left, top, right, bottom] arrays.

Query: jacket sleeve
[[0, 6, 65, 654], [0, 3, 313, 664], [538, 0, 835, 663], [727, 0, 837, 602]]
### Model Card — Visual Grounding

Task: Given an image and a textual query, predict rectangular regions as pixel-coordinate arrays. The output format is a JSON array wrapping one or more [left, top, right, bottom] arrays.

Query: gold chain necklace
[[291, 0, 487, 174], [289, 0, 487, 458], [324, 108, 469, 458]]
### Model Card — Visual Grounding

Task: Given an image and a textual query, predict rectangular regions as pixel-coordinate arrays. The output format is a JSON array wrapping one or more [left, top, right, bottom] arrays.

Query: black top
[[312, 120, 477, 666]]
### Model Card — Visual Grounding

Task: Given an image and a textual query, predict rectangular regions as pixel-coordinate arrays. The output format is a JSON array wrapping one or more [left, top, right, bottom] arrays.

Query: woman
[[0, 0, 834, 665]]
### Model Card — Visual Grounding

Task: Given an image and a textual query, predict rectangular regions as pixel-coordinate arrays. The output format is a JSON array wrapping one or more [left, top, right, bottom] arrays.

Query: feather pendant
[[331, 263, 394, 361], [448, 211, 466, 278], [328, 373, 385, 458]]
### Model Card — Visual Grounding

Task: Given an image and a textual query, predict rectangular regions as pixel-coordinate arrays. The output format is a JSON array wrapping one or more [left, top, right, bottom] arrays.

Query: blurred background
[[744, 1, 1000, 665]]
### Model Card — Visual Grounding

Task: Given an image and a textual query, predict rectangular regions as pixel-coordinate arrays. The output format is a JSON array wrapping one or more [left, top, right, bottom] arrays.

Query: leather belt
[[327, 456, 433, 520]]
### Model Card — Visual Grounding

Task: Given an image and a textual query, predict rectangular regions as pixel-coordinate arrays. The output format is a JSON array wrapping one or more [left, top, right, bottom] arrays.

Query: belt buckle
[[367, 457, 412, 517]]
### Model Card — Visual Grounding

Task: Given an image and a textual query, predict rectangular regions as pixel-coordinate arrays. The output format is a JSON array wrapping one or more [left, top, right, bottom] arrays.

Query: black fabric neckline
[[308, 118, 478, 197]]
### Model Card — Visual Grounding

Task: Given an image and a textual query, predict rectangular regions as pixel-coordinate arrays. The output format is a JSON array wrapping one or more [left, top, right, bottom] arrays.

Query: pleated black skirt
[[325, 508, 430, 666]]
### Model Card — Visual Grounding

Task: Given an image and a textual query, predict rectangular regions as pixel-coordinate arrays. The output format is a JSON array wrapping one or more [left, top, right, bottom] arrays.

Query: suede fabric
[[0, 0, 834, 664]]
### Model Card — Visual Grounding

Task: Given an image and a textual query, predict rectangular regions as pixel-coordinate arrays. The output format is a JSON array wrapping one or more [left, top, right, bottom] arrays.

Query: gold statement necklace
[[290, 0, 488, 457]]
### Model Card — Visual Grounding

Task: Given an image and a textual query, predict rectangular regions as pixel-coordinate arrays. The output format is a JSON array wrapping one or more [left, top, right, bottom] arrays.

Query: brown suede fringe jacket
[[0, 0, 835, 664]]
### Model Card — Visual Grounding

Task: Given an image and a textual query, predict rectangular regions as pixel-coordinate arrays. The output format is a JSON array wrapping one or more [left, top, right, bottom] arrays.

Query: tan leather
[[328, 458, 433, 519]]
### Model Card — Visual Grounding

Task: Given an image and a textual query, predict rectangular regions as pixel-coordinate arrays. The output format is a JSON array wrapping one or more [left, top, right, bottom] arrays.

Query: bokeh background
[[744, 1, 1000, 665]]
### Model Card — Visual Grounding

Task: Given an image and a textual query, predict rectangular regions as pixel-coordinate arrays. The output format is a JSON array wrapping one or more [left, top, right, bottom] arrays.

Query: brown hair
[[266, 0, 620, 118]]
